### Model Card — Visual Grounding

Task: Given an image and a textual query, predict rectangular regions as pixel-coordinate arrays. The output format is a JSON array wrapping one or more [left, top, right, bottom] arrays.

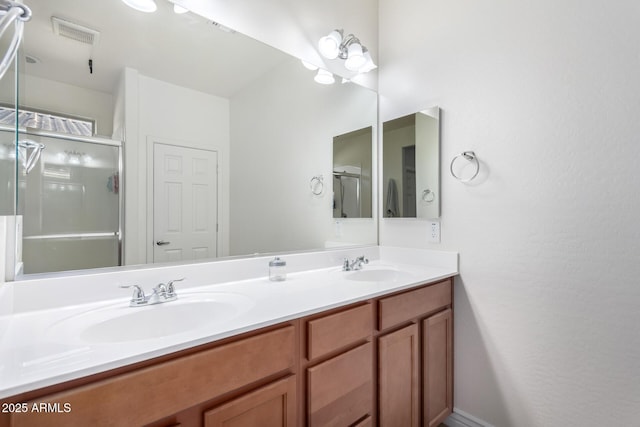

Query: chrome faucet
[[343, 256, 369, 271], [120, 278, 184, 307]]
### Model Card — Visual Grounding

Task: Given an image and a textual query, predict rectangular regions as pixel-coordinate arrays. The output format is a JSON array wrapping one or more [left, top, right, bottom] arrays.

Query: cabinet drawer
[[307, 303, 372, 360], [204, 375, 297, 427], [378, 279, 451, 330], [9, 326, 295, 427], [307, 342, 373, 427]]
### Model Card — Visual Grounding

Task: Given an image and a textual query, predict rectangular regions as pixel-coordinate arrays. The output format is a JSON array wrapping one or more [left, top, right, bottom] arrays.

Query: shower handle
[[156, 240, 171, 246]]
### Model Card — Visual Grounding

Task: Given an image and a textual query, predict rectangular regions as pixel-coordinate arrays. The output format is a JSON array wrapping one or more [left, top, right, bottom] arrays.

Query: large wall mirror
[[382, 107, 440, 219], [0, 0, 378, 277]]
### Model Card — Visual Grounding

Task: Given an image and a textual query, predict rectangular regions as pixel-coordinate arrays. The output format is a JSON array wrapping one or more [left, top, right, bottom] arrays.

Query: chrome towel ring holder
[[450, 151, 480, 183], [310, 175, 324, 195], [422, 189, 435, 203]]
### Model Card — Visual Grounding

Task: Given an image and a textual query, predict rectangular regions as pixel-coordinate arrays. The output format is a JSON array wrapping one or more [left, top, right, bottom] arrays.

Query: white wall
[[229, 57, 377, 255], [121, 69, 230, 265], [0, 72, 114, 137], [379, 1, 640, 426]]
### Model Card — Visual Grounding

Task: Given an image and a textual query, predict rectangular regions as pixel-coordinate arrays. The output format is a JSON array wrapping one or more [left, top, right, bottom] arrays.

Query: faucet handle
[[165, 277, 185, 296], [343, 258, 351, 271], [119, 285, 146, 304]]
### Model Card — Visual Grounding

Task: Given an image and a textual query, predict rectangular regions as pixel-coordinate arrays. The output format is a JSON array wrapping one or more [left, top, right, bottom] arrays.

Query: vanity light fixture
[[121, 0, 157, 13], [314, 69, 335, 85], [318, 29, 376, 74], [318, 30, 343, 59]]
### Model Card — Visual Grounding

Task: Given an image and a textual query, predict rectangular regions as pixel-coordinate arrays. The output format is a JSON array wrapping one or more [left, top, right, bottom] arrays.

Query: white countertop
[[0, 246, 458, 399]]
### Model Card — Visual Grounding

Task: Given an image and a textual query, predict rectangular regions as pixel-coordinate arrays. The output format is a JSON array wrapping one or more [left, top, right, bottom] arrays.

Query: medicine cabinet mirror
[[382, 107, 440, 219], [332, 126, 373, 219], [0, 0, 378, 277]]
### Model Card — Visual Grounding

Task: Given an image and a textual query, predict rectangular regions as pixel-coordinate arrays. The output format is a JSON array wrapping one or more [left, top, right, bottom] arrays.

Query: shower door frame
[[11, 126, 125, 271]]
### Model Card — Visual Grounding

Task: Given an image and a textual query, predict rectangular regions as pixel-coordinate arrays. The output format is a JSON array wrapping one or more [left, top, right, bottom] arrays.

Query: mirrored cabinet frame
[[381, 106, 441, 220]]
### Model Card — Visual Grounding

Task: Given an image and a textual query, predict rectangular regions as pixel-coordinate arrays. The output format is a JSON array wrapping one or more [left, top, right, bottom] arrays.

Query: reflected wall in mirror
[[382, 107, 440, 219], [332, 126, 373, 219], [0, 0, 378, 277]]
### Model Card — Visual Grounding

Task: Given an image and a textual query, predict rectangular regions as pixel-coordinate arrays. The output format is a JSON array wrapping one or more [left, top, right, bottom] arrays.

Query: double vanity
[[0, 246, 457, 426]]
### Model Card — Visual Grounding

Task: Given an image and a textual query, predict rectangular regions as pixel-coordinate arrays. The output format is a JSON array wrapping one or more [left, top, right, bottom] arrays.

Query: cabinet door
[[378, 323, 420, 427], [307, 342, 373, 427], [203, 376, 296, 427], [423, 309, 453, 427]]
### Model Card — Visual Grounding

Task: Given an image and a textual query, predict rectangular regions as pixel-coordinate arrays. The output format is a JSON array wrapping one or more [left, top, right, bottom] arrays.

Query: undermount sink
[[344, 267, 413, 283], [48, 292, 255, 343]]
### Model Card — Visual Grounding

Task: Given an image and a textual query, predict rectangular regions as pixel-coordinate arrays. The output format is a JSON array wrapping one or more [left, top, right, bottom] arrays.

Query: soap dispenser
[[269, 257, 287, 281]]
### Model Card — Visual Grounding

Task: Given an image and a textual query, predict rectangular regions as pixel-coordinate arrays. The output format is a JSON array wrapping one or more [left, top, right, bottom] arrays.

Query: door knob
[[156, 240, 170, 246]]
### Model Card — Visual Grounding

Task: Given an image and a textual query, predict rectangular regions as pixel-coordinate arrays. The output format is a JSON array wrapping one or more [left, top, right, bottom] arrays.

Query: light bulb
[[314, 69, 335, 85], [344, 42, 366, 71], [358, 49, 377, 73], [121, 0, 157, 13], [318, 30, 342, 59]]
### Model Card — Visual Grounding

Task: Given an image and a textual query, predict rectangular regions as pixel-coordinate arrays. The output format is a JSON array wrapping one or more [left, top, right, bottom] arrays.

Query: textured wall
[[379, 0, 640, 425]]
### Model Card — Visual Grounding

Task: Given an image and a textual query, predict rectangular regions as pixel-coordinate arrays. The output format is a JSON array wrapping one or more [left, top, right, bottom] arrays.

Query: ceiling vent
[[51, 17, 100, 46]]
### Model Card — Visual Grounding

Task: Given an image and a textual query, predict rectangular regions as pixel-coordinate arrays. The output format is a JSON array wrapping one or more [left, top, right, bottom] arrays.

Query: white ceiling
[[21, 0, 292, 98]]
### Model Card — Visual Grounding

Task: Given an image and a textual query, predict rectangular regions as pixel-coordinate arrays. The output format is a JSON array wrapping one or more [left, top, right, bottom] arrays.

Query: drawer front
[[9, 326, 296, 427], [307, 342, 373, 427], [204, 376, 297, 427], [378, 279, 451, 330], [307, 303, 372, 360]]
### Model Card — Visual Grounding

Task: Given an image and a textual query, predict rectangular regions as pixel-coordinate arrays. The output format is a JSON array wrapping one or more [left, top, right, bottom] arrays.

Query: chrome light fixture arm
[[0, 1, 31, 81]]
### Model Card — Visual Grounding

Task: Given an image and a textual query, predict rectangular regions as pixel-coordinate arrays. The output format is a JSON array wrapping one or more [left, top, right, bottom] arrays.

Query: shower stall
[[1, 126, 122, 274]]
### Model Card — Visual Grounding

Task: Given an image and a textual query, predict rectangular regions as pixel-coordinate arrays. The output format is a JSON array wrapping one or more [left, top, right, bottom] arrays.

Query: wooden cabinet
[[378, 324, 420, 427], [423, 309, 453, 427], [307, 343, 373, 426], [304, 303, 373, 427], [1, 278, 454, 427], [378, 279, 451, 331], [306, 303, 372, 360], [377, 279, 453, 427], [203, 376, 296, 427], [4, 325, 296, 427]]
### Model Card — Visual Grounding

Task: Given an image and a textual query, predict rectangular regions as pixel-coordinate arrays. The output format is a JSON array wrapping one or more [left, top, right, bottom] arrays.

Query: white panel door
[[153, 143, 217, 263]]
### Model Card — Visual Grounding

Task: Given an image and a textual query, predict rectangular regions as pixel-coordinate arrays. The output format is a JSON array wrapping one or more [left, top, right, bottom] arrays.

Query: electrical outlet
[[429, 220, 441, 243]]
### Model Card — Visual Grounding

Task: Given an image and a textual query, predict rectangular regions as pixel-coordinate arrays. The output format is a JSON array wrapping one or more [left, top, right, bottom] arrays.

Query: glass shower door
[[13, 131, 121, 274]]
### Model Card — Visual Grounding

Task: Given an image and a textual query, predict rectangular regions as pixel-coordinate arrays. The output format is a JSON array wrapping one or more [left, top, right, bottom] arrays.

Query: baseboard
[[445, 408, 494, 427]]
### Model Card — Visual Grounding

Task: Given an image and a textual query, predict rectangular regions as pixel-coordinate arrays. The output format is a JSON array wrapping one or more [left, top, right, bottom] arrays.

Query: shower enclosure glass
[[5, 129, 122, 274]]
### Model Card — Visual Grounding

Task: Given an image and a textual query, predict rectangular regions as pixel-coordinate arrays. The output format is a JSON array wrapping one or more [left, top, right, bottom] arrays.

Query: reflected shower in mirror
[[382, 107, 440, 219], [332, 126, 373, 219], [0, 0, 378, 277]]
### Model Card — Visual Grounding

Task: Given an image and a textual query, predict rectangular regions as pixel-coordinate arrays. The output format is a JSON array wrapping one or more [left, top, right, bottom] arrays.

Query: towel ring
[[310, 175, 323, 195], [450, 151, 480, 183], [422, 189, 435, 203]]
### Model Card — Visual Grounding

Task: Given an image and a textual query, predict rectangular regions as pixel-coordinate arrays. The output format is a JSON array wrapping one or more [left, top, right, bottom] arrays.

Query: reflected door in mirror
[[153, 143, 218, 263]]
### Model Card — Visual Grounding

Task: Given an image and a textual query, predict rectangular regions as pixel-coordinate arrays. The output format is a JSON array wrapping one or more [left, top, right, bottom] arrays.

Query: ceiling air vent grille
[[51, 17, 100, 46]]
